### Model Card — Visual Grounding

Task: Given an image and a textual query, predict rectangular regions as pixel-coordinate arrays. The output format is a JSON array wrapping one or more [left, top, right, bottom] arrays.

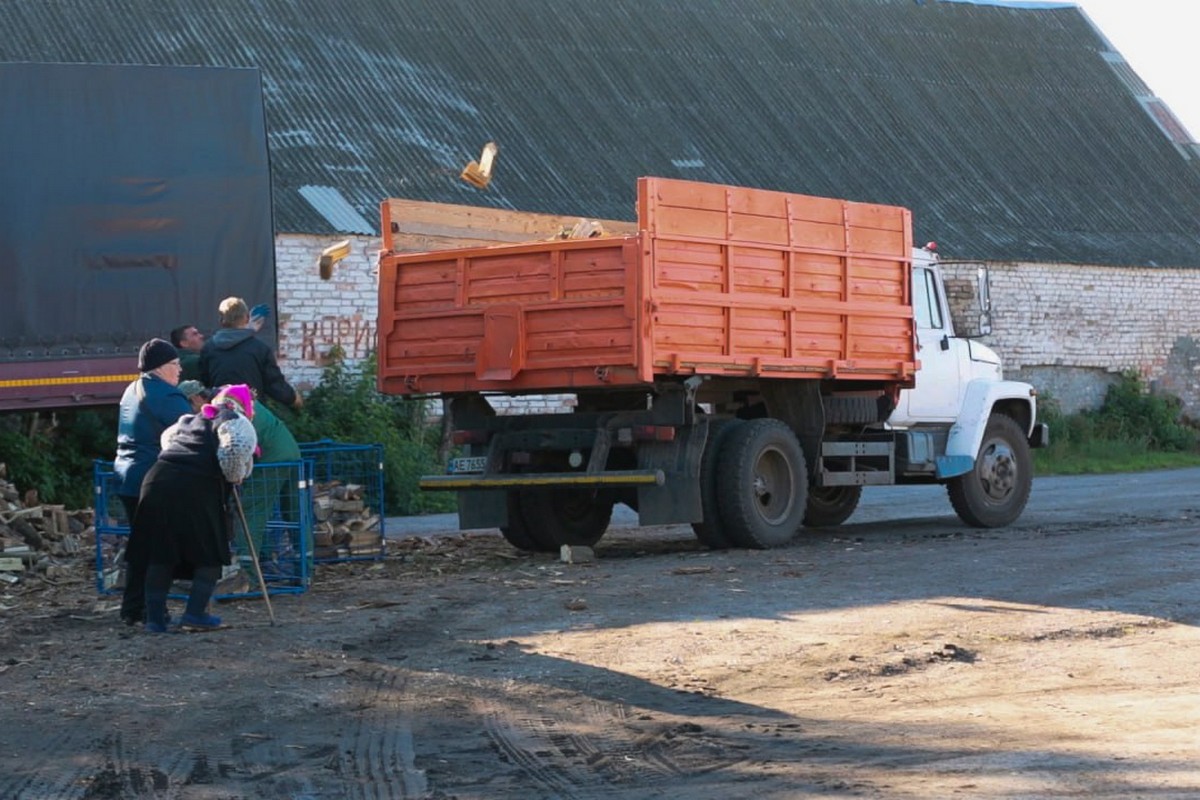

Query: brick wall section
[[275, 233, 381, 391], [942, 260, 1200, 416], [275, 234, 1200, 419]]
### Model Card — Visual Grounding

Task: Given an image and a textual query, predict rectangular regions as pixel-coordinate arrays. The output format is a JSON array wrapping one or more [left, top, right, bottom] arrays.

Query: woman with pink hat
[[129, 384, 258, 632]]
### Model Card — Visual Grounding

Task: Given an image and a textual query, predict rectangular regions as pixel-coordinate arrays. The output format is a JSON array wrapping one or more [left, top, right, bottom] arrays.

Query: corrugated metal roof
[[3, 0, 1199, 267], [298, 186, 376, 235]]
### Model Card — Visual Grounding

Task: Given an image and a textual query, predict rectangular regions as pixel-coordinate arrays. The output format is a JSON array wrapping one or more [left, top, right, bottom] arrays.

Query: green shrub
[[285, 349, 456, 516], [1090, 372, 1196, 451], [1033, 374, 1200, 474], [0, 408, 118, 508]]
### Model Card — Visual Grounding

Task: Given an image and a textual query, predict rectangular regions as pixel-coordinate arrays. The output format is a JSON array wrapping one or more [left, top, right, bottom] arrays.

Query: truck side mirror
[[976, 267, 993, 336]]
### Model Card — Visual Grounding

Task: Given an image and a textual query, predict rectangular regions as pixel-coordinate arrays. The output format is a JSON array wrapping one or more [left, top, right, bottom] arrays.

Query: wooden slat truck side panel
[[640, 177, 915, 381], [377, 178, 916, 395]]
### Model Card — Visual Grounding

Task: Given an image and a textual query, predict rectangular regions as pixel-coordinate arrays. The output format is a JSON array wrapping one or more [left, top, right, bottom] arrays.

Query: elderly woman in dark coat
[[114, 338, 190, 625], [131, 384, 258, 632]]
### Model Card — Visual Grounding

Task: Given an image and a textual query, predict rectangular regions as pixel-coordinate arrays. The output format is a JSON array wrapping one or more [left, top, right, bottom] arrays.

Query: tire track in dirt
[[480, 697, 748, 797], [0, 728, 91, 799], [0, 728, 185, 799], [227, 734, 332, 799], [336, 666, 428, 799]]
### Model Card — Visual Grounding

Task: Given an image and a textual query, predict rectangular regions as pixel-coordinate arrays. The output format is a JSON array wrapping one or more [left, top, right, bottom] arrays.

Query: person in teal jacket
[[230, 397, 303, 588]]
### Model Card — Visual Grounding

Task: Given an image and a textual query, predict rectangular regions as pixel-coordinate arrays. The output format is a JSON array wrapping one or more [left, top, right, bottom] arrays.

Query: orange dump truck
[[377, 177, 1046, 550]]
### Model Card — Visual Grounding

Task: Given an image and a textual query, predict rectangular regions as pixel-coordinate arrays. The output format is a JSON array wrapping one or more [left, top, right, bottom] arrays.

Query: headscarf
[[203, 384, 255, 421]]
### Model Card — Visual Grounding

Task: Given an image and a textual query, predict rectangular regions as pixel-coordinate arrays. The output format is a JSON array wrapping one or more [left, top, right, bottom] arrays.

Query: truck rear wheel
[[947, 414, 1032, 528], [520, 488, 613, 548], [691, 419, 744, 549], [499, 491, 544, 552], [718, 419, 808, 549], [803, 485, 862, 528]]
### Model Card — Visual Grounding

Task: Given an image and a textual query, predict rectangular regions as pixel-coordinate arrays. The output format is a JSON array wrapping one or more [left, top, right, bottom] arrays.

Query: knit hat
[[138, 338, 178, 372], [203, 384, 255, 421]]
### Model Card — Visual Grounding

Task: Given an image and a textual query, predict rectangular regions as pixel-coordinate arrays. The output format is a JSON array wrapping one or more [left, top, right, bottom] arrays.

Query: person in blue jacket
[[112, 338, 190, 625]]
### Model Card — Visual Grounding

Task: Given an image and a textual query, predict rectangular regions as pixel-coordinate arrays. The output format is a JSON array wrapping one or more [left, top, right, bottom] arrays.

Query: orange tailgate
[[377, 236, 647, 395]]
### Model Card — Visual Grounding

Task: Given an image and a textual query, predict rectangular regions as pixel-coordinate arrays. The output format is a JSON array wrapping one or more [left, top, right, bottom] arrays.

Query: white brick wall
[[275, 234, 1200, 417], [275, 234, 381, 391], [943, 260, 1200, 415]]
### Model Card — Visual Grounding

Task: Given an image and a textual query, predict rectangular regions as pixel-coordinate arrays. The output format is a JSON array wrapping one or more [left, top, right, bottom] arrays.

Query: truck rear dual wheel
[[691, 419, 745, 549], [520, 488, 614, 549], [947, 414, 1033, 528], [499, 491, 543, 552], [717, 419, 808, 549]]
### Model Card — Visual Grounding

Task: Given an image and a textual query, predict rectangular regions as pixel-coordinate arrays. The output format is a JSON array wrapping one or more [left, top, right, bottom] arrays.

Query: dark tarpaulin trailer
[[0, 62, 275, 411]]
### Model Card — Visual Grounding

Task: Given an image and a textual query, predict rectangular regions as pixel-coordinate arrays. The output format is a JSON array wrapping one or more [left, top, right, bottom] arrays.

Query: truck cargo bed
[[377, 177, 916, 395]]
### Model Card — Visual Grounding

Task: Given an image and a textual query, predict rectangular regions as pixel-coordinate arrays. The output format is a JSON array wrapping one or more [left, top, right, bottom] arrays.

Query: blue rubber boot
[[143, 563, 174, 634], [179, 566, 223, 630]]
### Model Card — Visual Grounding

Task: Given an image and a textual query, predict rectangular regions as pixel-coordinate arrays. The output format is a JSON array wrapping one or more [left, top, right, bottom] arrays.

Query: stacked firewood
[[0, 463, 95, 585], [311, 481, 382, 559]]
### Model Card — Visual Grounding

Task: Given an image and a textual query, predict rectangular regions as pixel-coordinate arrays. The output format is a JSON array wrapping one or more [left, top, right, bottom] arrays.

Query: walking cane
[[232, 484, 277, 626]]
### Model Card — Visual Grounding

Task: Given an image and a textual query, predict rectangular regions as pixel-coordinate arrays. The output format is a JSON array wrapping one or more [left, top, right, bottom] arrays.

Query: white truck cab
[[871, 245, 1048, 526]]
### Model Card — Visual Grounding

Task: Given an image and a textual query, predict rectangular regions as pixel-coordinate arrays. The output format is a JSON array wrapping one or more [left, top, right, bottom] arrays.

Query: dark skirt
[[128, 460, 231, 571]]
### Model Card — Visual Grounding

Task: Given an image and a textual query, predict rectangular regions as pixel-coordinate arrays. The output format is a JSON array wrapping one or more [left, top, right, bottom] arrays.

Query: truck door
[[893, 266, 964, 423]]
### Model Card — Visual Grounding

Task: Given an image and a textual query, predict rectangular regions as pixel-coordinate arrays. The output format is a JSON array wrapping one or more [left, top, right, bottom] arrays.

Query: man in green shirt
[[170, 324, 206, 383]]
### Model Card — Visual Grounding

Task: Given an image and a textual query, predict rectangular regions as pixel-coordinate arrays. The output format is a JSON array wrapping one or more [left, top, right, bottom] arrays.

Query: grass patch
[[1033, 372, 1200, 476], [1034, 441, 1200, 476]]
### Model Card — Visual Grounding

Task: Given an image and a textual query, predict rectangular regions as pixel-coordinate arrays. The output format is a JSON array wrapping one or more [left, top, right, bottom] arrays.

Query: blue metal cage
[[299, 440, 387, 562], [92, 459, 313, 599]]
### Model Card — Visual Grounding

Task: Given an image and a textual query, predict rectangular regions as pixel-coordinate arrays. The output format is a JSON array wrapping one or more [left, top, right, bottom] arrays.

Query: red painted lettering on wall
[[299, 316, 375, 363]]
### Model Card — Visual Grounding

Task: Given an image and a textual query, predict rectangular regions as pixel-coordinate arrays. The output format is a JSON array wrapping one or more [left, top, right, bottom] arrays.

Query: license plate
[[448, 456, 487, 474]]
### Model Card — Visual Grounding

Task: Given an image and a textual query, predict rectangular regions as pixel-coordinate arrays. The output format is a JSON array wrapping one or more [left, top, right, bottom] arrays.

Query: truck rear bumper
[[420, 469, 664, 491]]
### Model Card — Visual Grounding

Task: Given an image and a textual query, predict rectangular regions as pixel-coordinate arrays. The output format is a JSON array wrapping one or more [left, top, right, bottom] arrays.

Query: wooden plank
[[382, 198, 635, 252]]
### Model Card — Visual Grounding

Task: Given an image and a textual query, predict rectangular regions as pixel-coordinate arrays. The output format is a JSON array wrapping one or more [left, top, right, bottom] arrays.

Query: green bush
[[284, 349, 456, 516], [1033, 373, 1200, 474], [1042, 372, 1196, 452], [1092, 372, 1195, 451], [0, 408, 118, 508]]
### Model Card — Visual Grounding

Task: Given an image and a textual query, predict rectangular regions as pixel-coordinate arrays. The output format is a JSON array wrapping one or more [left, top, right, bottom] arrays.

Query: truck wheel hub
[[980, 444, 1016, 500]]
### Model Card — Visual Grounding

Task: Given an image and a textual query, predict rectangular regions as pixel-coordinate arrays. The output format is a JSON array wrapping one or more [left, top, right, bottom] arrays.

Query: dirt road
[[2, 470, 1198, 798]]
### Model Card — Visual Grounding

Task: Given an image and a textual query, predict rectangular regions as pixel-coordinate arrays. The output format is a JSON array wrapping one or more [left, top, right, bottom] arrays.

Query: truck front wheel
[[947, 414, 1033, 528], [803, 486, 863, 528], [718, 419, 808, 549]]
